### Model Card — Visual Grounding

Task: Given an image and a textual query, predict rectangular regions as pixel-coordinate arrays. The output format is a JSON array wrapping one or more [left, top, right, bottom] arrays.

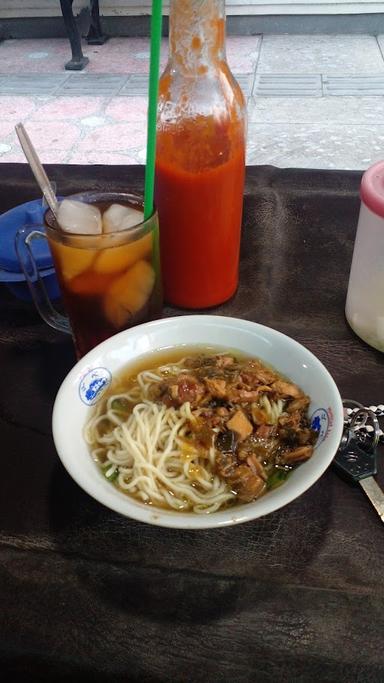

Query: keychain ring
[[350, 408, 381, 453]]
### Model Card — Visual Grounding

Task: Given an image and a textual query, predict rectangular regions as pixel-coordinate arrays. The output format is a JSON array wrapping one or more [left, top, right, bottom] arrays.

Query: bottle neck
[[168, 0, 226, 75]]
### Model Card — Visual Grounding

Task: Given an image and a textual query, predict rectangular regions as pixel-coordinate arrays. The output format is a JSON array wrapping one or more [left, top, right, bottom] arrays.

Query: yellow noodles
[[84, 355, 290, 513], [85, 361, 236, 513]]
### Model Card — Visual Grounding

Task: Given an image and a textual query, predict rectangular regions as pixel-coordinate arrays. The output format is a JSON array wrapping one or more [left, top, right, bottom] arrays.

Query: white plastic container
[[346, 161, 384, 352]]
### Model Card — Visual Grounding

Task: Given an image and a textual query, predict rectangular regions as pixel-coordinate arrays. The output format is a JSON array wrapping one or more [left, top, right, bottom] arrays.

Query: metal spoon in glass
[[14, 122, 69, 333], [15, 122, 58, 218]]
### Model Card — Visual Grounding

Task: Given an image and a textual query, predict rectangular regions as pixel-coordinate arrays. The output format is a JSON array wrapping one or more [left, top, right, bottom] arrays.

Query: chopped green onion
[[111, 398, 129, 413], [267, 469, 290, 490], [104, 465, 119, 481]]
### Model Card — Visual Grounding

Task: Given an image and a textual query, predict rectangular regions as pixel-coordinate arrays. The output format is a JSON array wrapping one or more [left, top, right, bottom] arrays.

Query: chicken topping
[[282, 445, 313, 464], [271, 380, 302, 398], [158, 374, 205, 408], [229, 466, 266, 502], [204, 378, 227, 398], [155, 352, 317, 505], [216, 355, 235, 368], [227, 410, 253, 441]]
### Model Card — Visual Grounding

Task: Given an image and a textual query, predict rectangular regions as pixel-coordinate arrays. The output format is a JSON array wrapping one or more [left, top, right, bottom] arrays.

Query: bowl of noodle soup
[[52, 315, 343, 528]]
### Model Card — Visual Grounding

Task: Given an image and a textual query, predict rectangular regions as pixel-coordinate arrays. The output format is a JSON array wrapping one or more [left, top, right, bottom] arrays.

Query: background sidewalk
[[1, 34, 384, 169]]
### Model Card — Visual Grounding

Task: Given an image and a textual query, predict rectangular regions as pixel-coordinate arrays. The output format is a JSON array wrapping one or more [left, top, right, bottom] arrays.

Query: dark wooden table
[[1, 164, 384, 682]]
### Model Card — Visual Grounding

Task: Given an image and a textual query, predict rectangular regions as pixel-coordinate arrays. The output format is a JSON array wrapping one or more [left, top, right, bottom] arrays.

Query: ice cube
[[102, 203, 143, 234], [50, 242, 95, 282], [104, 260, 155, 328], [57, 199, 102, 235], [94, 232, 152, 275]]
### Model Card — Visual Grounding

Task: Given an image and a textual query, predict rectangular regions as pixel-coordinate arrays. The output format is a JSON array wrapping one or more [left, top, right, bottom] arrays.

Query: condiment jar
[[155, 0, 247, 309], [345, 160, 384, 351]]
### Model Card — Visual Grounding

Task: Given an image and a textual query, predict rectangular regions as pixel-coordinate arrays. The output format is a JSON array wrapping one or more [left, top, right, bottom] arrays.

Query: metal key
[[334, 403, 384, 522]]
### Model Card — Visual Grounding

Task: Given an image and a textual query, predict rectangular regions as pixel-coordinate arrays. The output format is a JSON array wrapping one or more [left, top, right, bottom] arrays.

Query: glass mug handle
[[15, 225, 71, 335]]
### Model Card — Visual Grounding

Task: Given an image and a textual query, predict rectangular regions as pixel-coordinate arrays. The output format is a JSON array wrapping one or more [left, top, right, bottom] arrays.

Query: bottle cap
[[360, 160, 384, 219]]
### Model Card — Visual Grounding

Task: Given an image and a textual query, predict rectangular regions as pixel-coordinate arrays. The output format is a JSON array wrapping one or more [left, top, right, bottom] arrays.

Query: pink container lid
[[360, 160, 384, 218]]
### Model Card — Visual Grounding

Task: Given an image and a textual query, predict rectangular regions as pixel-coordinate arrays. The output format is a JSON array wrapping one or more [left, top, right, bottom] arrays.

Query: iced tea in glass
[[44, 191, 162, 358]]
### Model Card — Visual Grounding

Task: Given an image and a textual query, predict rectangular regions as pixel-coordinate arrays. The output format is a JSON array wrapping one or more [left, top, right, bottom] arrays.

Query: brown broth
[[102, 345, 297, 407], [103, 345, 249, 396], [90, 347, 309, 512], [92, 346, 245, 511]]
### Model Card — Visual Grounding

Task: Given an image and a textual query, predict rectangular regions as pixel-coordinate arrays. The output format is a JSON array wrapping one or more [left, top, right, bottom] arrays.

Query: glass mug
[[16, 191, 162, 358]]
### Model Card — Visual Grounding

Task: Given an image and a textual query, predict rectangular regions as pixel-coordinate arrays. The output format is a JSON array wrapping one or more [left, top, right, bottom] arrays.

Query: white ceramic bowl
[[52, 315, 344, 529]]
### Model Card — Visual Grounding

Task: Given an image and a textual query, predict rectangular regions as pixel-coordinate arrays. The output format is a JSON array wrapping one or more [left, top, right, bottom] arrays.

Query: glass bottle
[[155, 0, 247, 308]]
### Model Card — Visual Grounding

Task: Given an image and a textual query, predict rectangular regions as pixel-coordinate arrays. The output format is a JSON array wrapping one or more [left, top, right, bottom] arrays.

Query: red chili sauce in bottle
[[155, 1, 247, 309]]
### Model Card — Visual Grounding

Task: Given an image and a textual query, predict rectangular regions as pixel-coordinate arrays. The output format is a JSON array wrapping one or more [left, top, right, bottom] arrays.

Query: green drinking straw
[[144, 0, 163, 221]]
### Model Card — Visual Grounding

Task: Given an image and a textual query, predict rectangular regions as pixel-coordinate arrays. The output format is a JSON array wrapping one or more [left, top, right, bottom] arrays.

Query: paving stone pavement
[[1, 34, 384, 169]]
